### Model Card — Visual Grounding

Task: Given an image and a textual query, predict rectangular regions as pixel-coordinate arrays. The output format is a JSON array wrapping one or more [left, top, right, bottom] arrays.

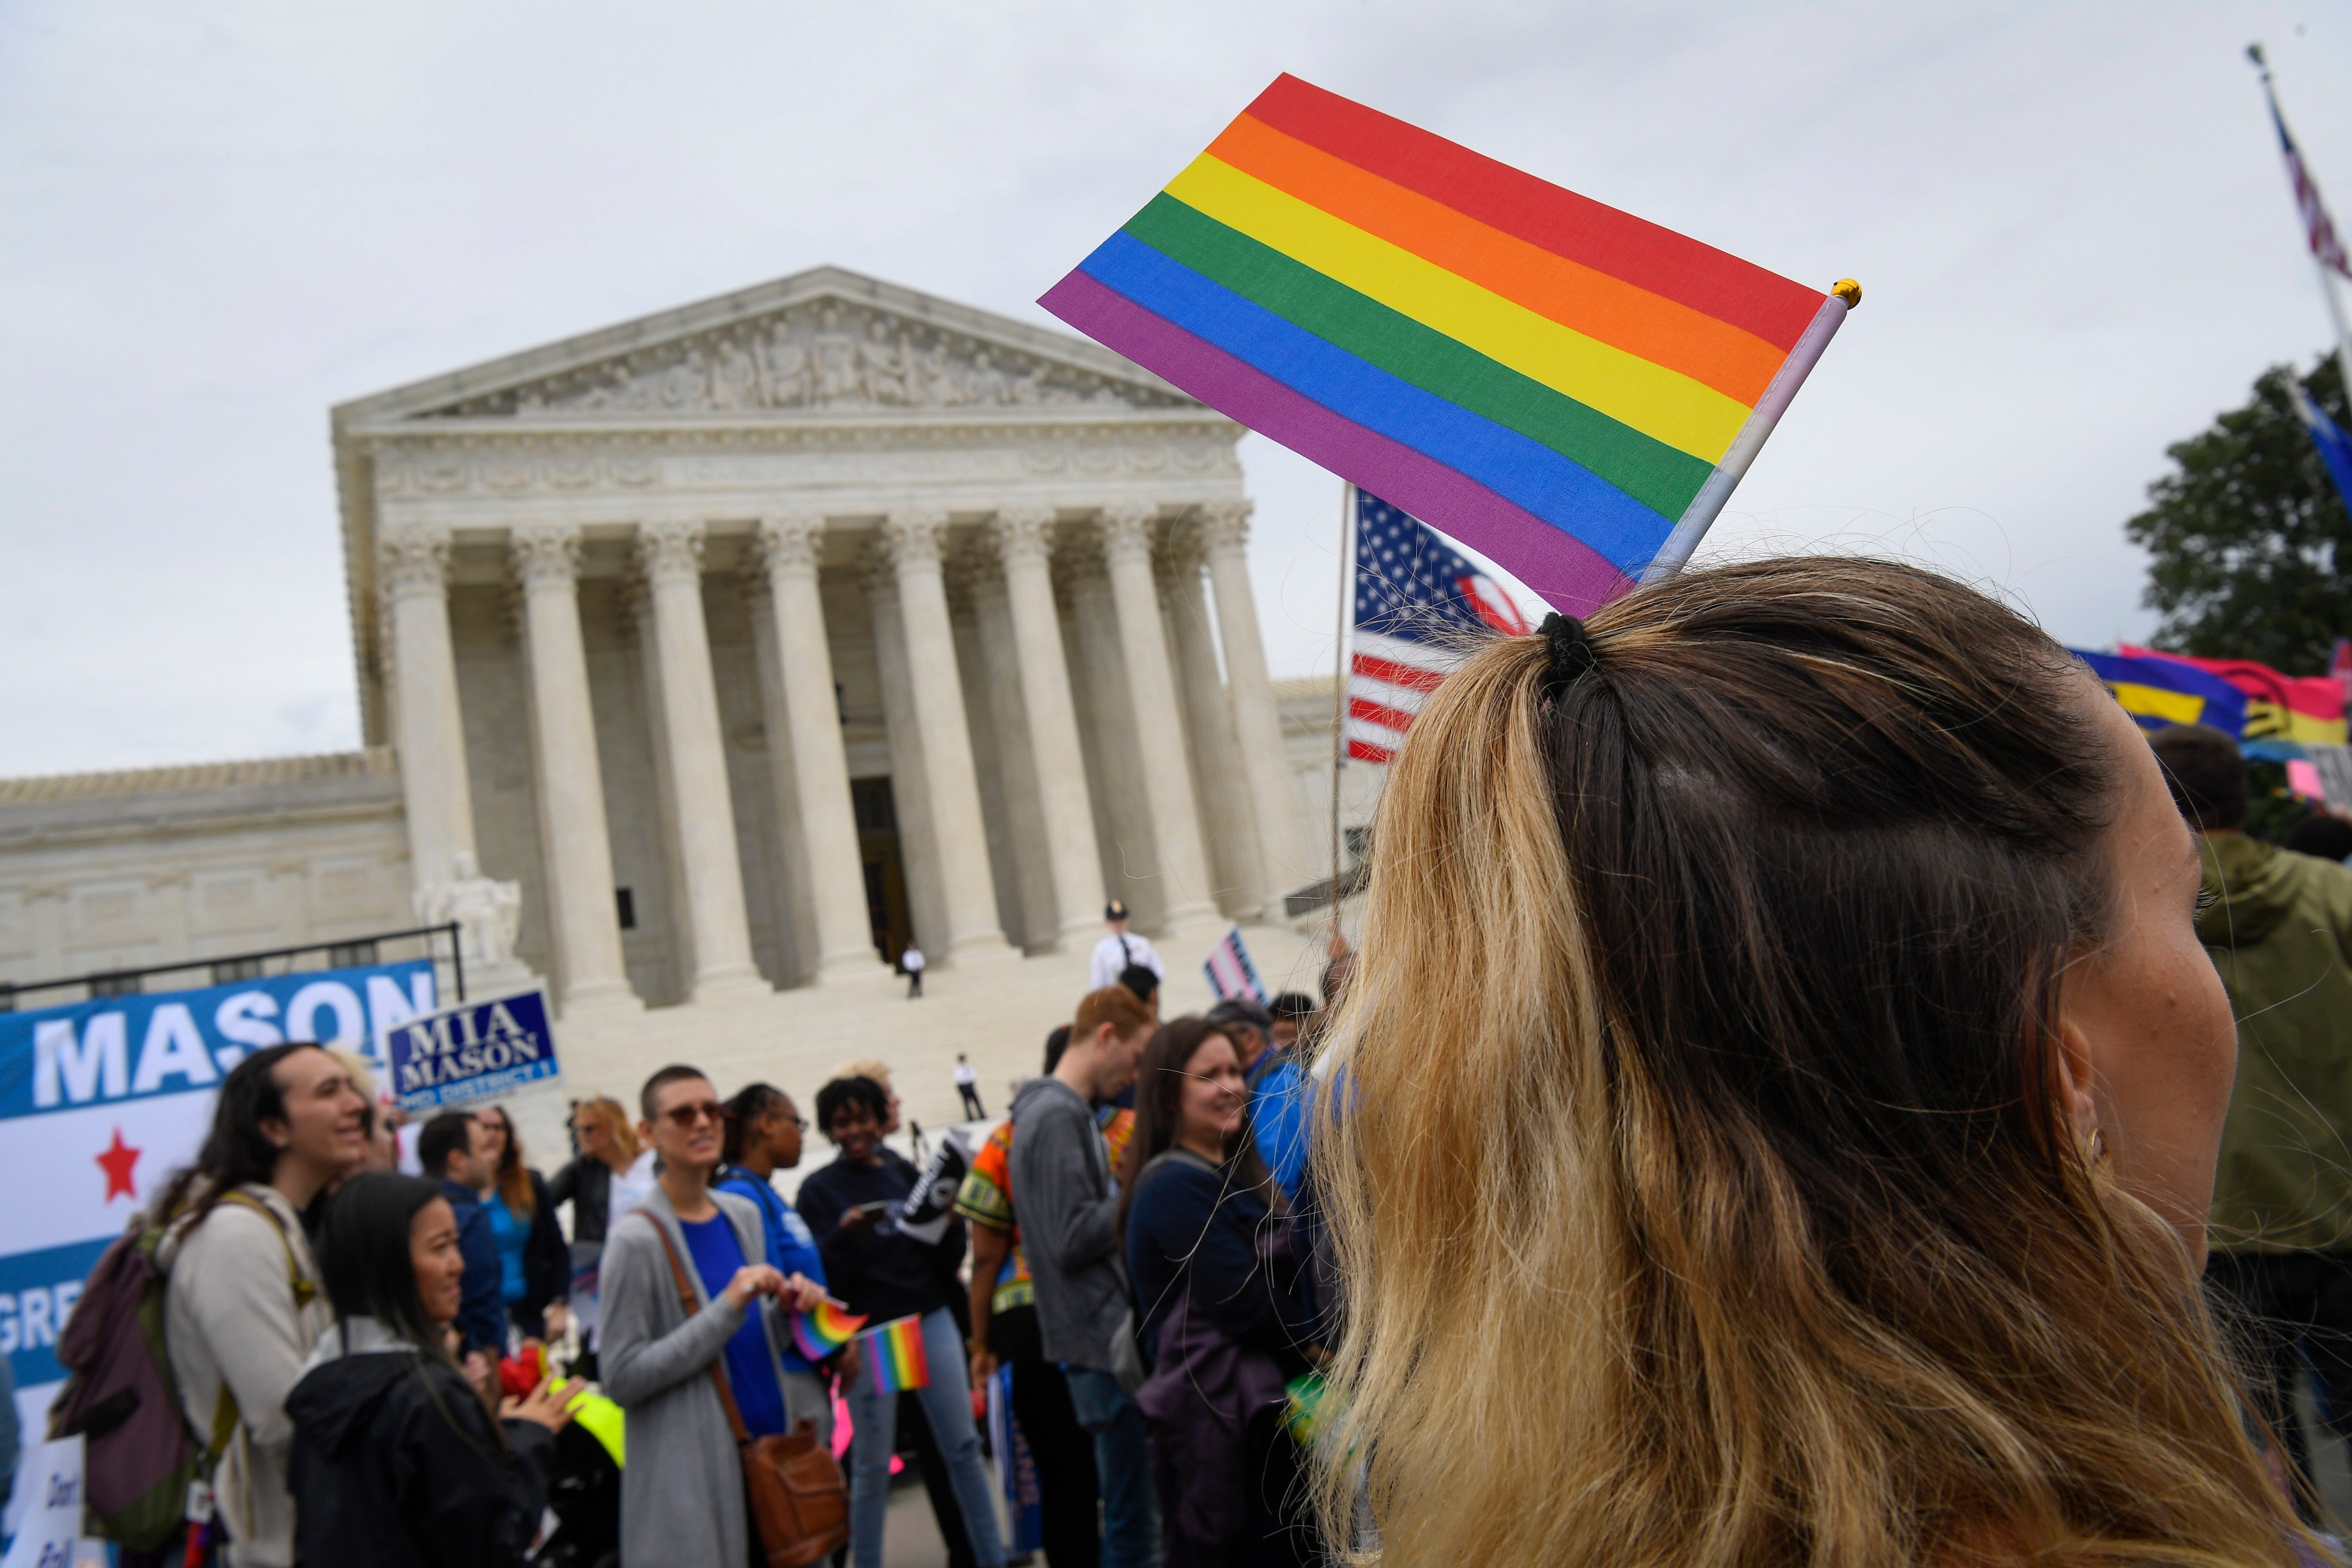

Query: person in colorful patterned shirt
[[957, 1024, 1138, 1568]]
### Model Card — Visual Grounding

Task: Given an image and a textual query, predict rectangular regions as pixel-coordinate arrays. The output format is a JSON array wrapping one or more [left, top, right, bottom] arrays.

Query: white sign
[[0, 1435, 103, 1568]]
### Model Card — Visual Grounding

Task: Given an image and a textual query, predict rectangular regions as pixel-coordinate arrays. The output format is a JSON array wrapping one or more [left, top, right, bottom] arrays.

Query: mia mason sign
[[388, 989, 560, 1113], [0, 962, 437, 1433]]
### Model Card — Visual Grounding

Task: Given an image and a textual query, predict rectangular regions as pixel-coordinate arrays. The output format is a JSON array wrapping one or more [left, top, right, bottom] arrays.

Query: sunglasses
[[659, 1100, 726, 1129]]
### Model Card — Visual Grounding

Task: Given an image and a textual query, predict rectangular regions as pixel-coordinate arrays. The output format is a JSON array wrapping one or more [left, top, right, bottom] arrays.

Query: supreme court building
[[0, 269, 1342, 1023]]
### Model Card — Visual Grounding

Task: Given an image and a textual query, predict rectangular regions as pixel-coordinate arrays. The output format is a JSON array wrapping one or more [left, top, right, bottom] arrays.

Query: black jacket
[[517, 1168, 568, 1327], [286, 1342, 554, 1568], [546, 1156, 612, 1244]]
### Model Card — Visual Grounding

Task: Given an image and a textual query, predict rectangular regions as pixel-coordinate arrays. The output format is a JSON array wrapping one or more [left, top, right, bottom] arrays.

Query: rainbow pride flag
[[792, 1298, 869, 1363], [859, 1314, 930, 1395], [1041, 74, 1851, 614]]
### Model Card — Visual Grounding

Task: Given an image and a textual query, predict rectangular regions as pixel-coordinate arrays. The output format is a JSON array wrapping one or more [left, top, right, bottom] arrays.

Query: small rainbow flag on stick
[[859, 1314, 930, 1395], [792, 1298, 868, 1363], [1041, 74, 1854, 615]]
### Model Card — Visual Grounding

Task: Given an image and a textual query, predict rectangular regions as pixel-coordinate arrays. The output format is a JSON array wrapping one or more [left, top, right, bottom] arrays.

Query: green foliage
[[2126, 355, 2352, 673]]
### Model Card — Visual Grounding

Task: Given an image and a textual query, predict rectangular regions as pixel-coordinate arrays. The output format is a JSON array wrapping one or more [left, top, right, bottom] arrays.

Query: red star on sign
[[96, 1127, 141, 1203]]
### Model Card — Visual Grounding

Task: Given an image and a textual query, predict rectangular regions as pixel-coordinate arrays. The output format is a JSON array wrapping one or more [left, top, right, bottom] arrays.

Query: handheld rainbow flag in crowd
[[1040, 73, 1854, 614], [2120, 645, 2348, 746], [2071, 649, 2249, 740], [792, 1298, 868, 1364], [859, 1314, 930, 1395]]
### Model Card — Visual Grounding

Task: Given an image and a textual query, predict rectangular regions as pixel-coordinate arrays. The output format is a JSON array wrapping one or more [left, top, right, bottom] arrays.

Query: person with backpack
[[156, 1043, 370, 1567], [285, 1171, 576, 1566]]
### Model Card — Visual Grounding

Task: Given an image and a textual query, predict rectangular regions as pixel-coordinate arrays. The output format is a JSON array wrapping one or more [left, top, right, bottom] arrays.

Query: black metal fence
[[1, 921, 466, 1012]]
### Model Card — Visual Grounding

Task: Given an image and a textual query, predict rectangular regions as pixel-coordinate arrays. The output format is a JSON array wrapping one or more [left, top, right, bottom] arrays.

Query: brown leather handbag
[[643, 1213, 851, 1568]]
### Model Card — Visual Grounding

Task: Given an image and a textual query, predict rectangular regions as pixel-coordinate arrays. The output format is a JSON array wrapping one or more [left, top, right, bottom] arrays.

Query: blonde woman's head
[[1313, 557, 2288, 1567]]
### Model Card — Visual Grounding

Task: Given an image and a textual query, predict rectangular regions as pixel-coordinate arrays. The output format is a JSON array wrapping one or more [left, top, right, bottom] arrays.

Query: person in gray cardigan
[[601, 1064, 830, 1568], [1010, 985, 1157, 1568]]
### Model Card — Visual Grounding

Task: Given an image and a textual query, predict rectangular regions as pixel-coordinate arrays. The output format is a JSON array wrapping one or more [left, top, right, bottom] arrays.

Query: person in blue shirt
[[716, 1081, 838, 1432], [416, 1111, 508, 1362]]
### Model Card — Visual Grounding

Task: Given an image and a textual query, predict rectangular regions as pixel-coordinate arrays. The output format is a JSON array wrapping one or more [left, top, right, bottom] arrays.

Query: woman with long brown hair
[[470, 1104, 569, 1340], [1309, 557, 2298, 1566], [1122, 1017, 1323, 1567]]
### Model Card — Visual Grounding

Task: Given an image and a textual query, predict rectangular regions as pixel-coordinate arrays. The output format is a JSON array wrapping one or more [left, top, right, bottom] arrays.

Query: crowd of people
[[39, 554, 2352, 1568]]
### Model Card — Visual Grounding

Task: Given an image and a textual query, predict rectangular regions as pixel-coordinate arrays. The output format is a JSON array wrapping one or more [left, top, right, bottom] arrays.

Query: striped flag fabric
[[1348, 491, 1531, 764], [1201, 924, 1268, 1003], [859, 1314, 931, 1395], [2265, 86, 2352, 280], [2121, 645, 2349, 746], [1040, 73, 1851, 615], [2071, 648, 2249, 740]]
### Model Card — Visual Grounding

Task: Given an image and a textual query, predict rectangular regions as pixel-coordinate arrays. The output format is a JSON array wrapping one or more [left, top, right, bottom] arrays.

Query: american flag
[[1345, 490, 1533, 765], [2267, 90, 2352, 280]]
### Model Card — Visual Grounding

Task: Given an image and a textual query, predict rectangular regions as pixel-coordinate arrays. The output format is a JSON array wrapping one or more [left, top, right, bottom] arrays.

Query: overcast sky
[[3, 0, 2348, 777]]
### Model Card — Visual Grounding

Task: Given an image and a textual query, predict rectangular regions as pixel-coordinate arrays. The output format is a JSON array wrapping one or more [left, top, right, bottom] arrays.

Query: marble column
[[964, 554, 1057, 949], [864, 555, 948, 956], [510, 525, 638, 1013], [1100, 505, 1218, 930], [750, 515, 879, 983], [1199, 500, 1309, 911], [378, 527, 478, 893], [1161, 537, 1265, 920], [992, 509, 1106, 942], [881, 511, 1010, 959], [634, 521, 768, 1001]]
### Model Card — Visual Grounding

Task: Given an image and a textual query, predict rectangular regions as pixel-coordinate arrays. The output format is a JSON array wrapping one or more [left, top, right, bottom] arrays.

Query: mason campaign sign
[[0, 961, 437, 1428], [388, 988, 558, 1112]]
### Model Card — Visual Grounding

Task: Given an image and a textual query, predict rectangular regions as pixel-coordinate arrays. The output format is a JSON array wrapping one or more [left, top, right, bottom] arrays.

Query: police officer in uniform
[[1086, 899, 1165, 993]]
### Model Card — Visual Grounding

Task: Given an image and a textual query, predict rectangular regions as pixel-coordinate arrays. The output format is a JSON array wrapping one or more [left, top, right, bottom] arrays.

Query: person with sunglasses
[[600, 1065, 829, 1568]]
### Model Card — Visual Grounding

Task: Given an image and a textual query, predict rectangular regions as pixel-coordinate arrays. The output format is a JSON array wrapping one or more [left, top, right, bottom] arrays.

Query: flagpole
[[1328, 482, 1355, 923], [2251, 43, 2352, 397]]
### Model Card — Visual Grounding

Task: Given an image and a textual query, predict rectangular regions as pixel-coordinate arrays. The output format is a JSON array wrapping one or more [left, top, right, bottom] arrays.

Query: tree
[[2126, 354, 2352, 673]]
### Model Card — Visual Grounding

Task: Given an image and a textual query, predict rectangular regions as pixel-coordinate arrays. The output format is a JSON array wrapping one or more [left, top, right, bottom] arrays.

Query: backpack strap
[[214, 1191, 318, 1310]]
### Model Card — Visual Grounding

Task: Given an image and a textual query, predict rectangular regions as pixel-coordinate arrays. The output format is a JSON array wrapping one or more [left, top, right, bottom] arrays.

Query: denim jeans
[[844, 1306, 1006, 1568], [1064, 1364, 1159, 1568]]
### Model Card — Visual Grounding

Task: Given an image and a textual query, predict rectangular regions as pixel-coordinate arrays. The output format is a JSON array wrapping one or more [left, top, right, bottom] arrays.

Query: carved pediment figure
[[418, 300, 1189, 419]]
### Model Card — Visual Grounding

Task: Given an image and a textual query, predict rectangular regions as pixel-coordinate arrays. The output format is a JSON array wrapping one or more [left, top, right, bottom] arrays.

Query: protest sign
[[387, 988, 558, 1113], [0, 1435, 102, 1568], [0, 962, 436, 1426]]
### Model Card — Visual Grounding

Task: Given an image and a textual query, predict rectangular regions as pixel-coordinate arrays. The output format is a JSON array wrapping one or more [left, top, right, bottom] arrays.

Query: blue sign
[[0, 961, 437, 1403], [388, 988, 559, 1111], [0, 961, 438, 1122]]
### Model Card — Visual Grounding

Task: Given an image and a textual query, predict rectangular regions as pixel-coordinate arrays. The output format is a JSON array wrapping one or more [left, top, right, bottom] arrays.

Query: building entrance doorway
[[851, 777, 913, 964]]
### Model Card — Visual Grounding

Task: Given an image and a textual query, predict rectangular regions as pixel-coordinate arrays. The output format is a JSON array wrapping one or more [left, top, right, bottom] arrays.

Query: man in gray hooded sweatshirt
[[1010, 985, 1156, 1568]]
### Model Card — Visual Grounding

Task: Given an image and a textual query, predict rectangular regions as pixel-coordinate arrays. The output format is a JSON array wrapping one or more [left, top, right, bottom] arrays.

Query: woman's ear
[[2049, 1006, 2100, 1140], [257, 1115, 291, 1153]]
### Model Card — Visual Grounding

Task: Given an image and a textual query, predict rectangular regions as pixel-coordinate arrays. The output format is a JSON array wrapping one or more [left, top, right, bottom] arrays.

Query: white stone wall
[[0, 753, 416, 1002]]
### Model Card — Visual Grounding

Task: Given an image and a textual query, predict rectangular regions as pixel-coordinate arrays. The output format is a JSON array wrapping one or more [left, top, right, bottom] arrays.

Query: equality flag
[[2072, 648, 2249, 740], [2121, 645, 2349, 746], [1041, 73, 1852, 615], [2289, 381, 2352, 517], [1347, 491, 1530, 764]]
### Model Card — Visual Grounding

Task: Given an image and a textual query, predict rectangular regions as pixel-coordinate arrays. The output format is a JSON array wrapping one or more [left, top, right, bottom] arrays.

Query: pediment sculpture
[[421, 300, 1190, 419]]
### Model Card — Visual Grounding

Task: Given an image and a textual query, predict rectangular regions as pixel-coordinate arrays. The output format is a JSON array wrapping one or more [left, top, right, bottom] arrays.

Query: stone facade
[[0, 268, 1337, 1021]]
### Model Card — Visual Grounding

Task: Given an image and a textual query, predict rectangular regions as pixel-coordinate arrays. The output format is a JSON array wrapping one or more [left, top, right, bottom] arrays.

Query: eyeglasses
[[660, 1101, 726, 1129]]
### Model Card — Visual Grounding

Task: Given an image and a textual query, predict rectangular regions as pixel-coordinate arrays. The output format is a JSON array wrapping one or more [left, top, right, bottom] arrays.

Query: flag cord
[[1329, 482, 1354, 932]]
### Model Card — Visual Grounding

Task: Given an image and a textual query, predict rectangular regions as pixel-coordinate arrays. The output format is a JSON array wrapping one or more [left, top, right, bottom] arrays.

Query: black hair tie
[[1539, 611, 1597, 699]]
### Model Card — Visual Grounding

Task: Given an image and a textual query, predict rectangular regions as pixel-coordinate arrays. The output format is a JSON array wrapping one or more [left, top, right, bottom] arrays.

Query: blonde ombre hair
[[1310, 558, 2301, 1567]]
